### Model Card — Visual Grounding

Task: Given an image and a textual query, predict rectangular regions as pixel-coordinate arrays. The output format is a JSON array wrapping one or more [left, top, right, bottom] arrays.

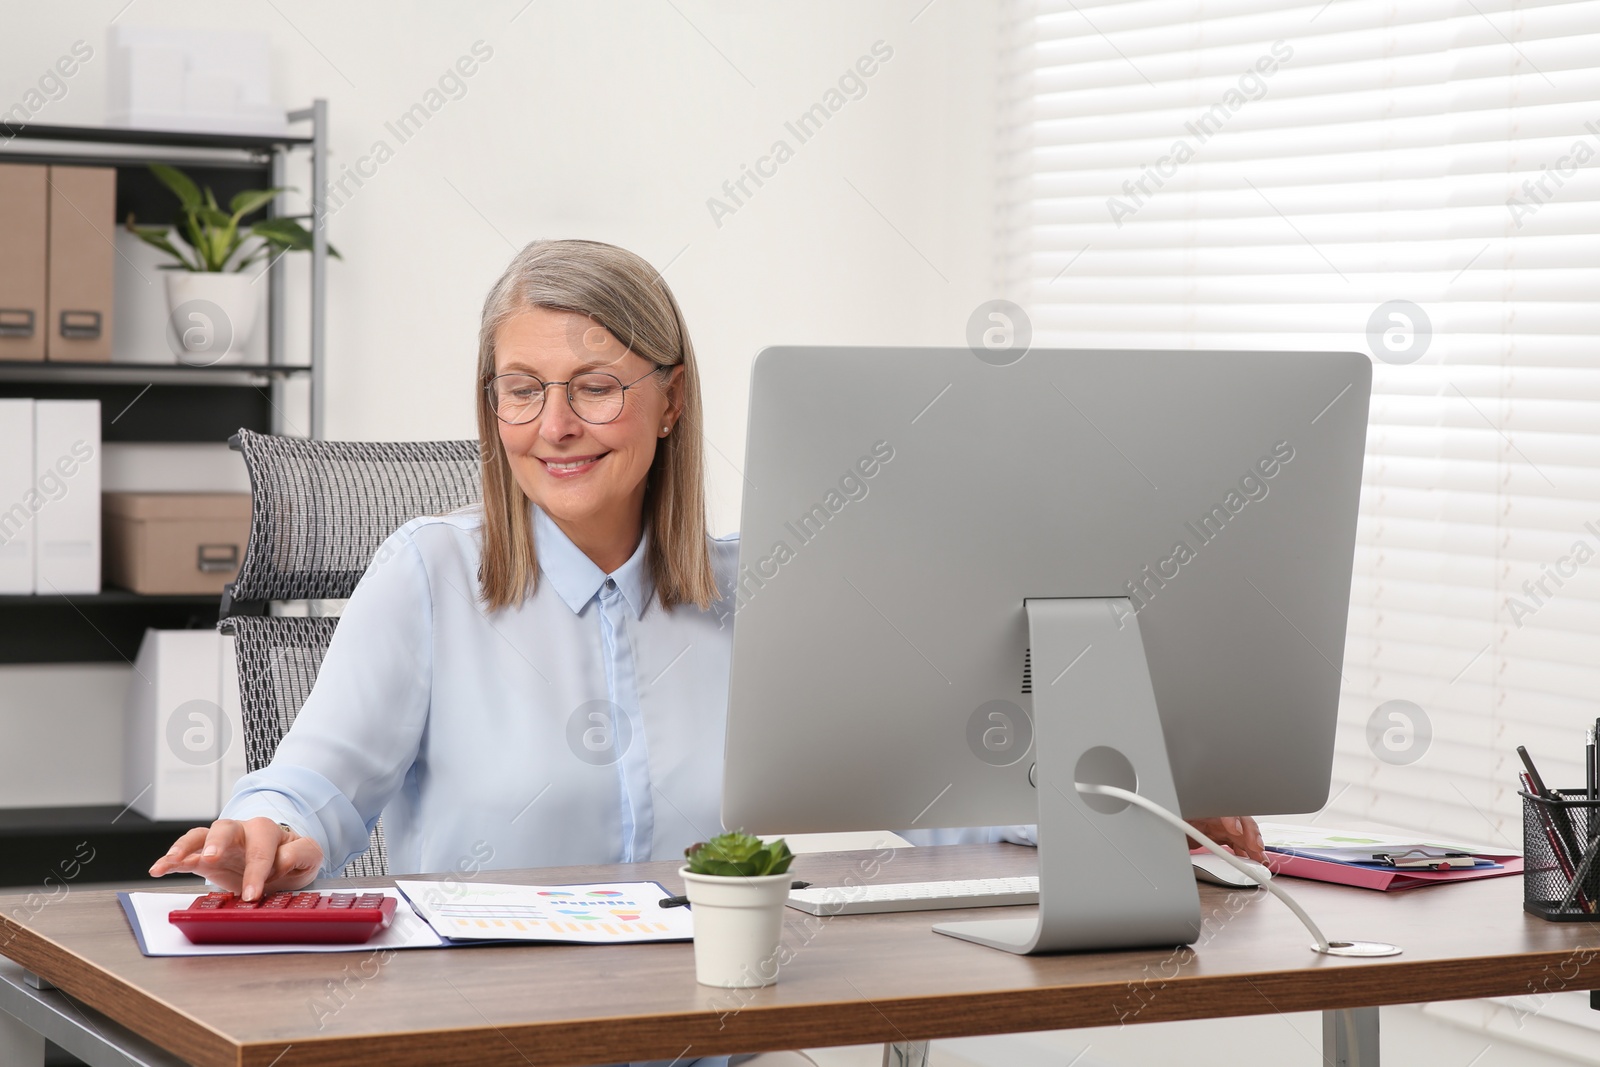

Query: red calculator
[[169, 891, 398, 945]]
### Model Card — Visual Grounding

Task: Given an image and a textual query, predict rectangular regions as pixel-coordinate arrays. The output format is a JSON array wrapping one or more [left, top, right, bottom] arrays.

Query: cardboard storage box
[[0, 164, 48, 361], [45, 166, 115, 362], [103, 492, 250, 595]]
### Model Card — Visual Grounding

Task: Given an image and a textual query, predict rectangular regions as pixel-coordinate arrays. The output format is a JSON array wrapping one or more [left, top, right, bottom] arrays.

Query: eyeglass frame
[[485, 365, 671, 426]]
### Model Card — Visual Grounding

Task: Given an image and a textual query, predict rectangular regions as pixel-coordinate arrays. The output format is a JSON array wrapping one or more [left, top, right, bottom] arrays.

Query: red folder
[[1263, 850, 1523, 891]]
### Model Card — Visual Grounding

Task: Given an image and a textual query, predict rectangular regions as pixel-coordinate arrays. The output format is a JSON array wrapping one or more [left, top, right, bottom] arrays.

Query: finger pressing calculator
[[169, 891, 398, 945]]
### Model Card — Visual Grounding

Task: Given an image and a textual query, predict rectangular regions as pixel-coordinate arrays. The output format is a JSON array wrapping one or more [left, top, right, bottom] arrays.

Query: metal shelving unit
[[0, 106, 330, 884], [0, 105, 329, 436], [0, 593, 223, 665], [0, 805, 204, 891]]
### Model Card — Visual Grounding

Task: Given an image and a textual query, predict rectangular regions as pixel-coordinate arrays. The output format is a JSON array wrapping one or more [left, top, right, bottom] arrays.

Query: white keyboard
[[786, 876, 1040, 915]]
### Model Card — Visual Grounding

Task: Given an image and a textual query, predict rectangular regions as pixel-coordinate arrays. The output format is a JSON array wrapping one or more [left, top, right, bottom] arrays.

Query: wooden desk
[[2, 843, 1597, 1067]]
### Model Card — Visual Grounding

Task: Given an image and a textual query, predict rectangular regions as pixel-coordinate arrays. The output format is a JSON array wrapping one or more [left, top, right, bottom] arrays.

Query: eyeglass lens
[[491, 372, 628, 425]]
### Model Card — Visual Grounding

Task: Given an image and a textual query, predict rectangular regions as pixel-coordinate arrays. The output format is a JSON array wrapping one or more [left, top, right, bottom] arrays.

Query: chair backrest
[[221, 429, 483, 878], [225, 428, 482, 611]]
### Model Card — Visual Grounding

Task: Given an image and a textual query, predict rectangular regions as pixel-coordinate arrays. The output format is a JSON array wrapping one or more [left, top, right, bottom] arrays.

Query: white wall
[[0, 0, 1000, 531], [0, 2, 998, 798], [0, 665, 128, 807]]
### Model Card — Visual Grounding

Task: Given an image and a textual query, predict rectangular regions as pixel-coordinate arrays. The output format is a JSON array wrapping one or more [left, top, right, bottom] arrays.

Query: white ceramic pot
[[680, 868, 793, 988], [163, 271, 261, 365]]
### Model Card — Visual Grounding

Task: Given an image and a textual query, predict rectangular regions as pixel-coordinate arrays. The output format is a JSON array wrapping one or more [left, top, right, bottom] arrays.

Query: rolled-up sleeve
[[219, 526, 433, 874]]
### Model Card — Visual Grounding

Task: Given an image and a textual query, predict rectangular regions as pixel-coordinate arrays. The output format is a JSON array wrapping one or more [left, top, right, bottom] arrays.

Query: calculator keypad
[[170, 891, 398, 944]]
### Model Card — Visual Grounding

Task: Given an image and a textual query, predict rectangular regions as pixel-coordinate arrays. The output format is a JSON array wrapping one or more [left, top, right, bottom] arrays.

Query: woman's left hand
[[1187, 815, 1265, 862]]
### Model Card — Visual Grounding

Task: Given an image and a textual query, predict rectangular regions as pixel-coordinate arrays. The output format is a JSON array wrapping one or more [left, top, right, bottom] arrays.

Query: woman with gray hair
[[151, 238, 1263, 1066]]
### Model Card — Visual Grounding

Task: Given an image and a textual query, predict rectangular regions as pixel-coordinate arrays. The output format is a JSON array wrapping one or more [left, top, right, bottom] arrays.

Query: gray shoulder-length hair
[[474, 238, 717, 613]]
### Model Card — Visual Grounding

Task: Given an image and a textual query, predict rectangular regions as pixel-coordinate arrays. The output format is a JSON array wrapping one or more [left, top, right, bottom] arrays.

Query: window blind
[[999, 0, 1600, 853]]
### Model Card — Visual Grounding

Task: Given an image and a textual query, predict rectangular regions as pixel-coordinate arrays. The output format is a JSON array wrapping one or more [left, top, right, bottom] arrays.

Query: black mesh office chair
[[218, 428, 482, 877]]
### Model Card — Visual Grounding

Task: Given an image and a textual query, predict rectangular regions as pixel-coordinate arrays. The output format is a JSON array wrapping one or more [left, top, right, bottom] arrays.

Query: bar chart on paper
[[394, 880, 694, 943]]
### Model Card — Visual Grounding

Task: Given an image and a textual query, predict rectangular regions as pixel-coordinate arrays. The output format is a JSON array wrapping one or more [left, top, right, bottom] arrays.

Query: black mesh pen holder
[[1522, 789, 1600, 921]]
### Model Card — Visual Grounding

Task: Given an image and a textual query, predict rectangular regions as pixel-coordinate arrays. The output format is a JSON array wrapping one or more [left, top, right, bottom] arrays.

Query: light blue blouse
[[220, 502, 1025, 1067], [221, 502, 749, 874]]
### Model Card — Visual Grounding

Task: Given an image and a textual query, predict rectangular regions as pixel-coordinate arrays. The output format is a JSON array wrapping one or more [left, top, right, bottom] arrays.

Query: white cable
[[1078, 783, 1331, 952]]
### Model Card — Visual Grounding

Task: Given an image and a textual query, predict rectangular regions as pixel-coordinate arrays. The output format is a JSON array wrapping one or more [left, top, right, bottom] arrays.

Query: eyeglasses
[[486, 367, 665, 426]]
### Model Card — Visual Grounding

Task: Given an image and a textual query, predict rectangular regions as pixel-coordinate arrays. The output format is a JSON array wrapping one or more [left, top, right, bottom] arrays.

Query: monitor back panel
[[723, 346, 1371, 832]]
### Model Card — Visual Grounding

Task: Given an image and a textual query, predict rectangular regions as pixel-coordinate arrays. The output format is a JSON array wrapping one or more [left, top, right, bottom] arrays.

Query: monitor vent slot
[[1021, 647, 1032, 695]]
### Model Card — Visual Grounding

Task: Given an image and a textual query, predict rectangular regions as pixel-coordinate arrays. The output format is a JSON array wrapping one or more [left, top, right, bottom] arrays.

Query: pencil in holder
[[1522, 789, 1600, 921]]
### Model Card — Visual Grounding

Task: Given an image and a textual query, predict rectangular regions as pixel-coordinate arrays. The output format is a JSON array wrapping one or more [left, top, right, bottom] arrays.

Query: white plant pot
[[680, 868, 793, 988], [163, 271, 261, 365]]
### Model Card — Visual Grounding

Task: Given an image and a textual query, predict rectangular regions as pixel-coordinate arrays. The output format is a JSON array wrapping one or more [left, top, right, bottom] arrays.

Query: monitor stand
[[933, 597, 1203, 954]]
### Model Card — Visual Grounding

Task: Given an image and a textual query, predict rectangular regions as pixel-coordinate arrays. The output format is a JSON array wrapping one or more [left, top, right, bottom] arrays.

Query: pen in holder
[[1522, 789, 1600, 921]]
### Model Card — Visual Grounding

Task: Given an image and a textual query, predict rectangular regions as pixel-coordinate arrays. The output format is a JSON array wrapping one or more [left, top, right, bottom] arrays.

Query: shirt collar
[[532, 503, 652, 618]]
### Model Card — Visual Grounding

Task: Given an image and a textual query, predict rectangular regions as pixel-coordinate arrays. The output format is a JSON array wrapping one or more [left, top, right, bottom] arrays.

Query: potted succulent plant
[[125, 163, 338, 364], [680, 831, 796, 988]]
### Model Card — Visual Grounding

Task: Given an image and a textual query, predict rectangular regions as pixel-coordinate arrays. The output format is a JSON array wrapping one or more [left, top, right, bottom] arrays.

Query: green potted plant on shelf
[[124, 163, 338, 364], [680, 831, 796, 988]]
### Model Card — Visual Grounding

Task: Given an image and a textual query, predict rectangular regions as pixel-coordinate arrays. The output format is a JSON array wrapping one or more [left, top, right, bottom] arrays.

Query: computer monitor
[[721, 345, 1371, 954]]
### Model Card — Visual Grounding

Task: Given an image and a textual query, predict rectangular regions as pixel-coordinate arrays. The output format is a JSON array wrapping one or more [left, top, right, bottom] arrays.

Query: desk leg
[[882, 1041, 929, 1067], [1323, 1007, 1379, 1066], [0, 1002, 46, 1067]]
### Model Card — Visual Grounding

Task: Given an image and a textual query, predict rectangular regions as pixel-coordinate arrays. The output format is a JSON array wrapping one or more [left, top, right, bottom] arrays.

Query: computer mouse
[[1191, 852, 1272, 888]]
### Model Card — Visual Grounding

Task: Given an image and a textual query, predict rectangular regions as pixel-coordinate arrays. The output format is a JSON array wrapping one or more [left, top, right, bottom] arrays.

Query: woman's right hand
[[148, 817, 324, 902]]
